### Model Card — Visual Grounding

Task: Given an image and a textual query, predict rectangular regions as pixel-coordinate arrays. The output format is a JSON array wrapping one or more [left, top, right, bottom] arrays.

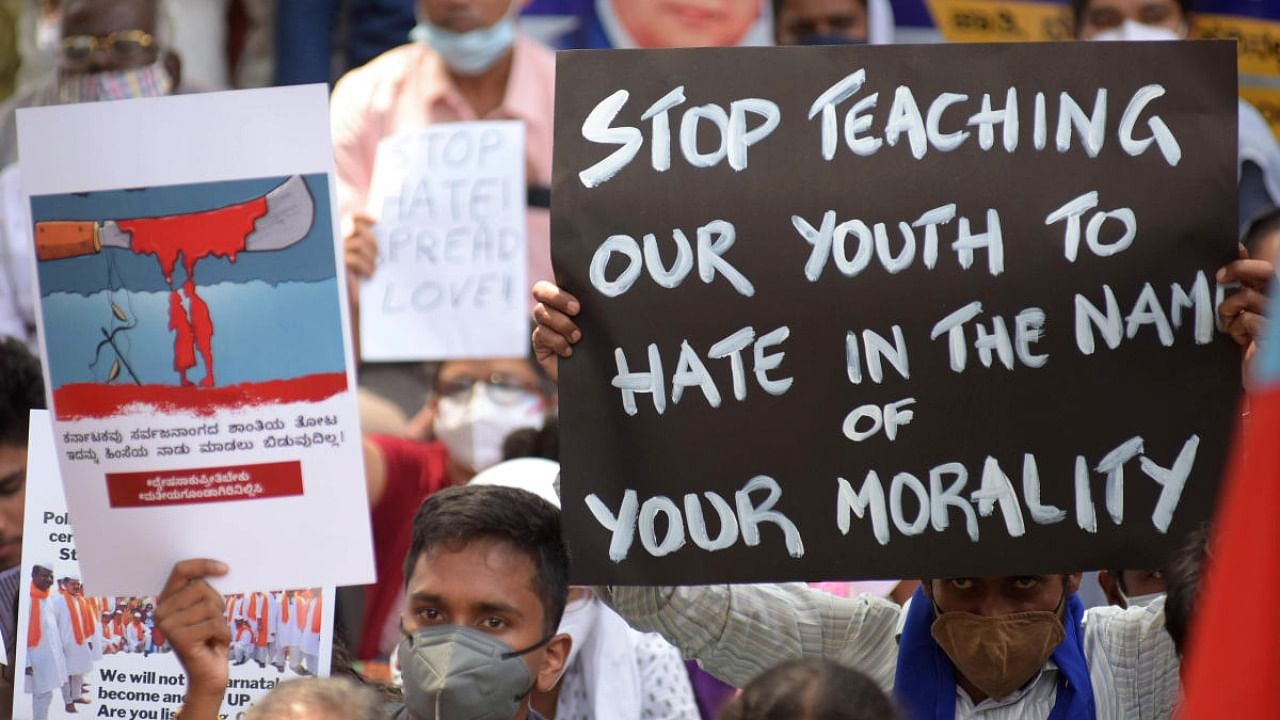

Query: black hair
[[772, 0, 869, 25], [404, 485, 569, 635], [502, 417, 559, 462], [1244, 206, 1280, 256], [0, 338, 44, 447], [719, 658, 901, 720], [1163, 524, 1210, 656], [1070, 0, 1195, 34], [1106, 569, 1127, 595]]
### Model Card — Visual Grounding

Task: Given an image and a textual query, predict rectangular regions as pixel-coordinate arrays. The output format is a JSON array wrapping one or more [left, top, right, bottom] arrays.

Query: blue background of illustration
[[33, 174, 347, 390]]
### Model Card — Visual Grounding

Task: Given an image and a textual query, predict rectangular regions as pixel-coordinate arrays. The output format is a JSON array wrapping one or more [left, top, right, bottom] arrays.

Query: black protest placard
[[551, 42, 1241, 585]]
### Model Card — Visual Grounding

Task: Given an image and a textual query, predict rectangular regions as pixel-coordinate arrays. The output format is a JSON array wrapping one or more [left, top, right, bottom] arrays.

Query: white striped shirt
[[600, 584, 1180, 719]]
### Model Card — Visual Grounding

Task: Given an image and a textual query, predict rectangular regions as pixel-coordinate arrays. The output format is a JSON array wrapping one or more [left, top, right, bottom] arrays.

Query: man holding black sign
[[535, 38, 1276, 719], [531, 246, 1270, 718]]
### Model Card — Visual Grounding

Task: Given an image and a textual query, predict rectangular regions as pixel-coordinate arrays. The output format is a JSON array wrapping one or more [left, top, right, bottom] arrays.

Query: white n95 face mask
[[1091, 19, 1184, 42], [435, 383, 545, 473]]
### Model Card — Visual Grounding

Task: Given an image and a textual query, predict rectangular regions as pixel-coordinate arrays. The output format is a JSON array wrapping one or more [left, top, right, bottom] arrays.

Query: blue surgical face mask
[[410, 4, 518, 75]]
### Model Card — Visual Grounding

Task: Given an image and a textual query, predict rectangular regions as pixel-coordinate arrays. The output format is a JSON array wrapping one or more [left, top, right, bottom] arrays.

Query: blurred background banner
[[4, 1, 1274, 136]]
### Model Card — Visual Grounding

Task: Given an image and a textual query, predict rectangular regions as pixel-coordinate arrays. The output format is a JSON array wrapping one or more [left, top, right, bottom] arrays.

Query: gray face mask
[[399, 625, 551, 720]]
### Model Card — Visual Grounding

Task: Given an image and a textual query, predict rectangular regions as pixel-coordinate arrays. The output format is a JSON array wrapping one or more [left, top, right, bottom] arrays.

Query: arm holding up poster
[[1216, 253, 1275, 364], [597, 582, 902, 690], [13, 411, 337, 720], [155, 560, 230, 720], [18, 85, 374, 596]]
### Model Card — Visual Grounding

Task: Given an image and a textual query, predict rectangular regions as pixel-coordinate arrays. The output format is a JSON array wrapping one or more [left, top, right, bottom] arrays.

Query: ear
[[1096, 569, 1118, 602], [162, 50, 182, 90], [919, 578, 935, 601], [1065, 573, 1083, 596], [534, 632, 572, 693]]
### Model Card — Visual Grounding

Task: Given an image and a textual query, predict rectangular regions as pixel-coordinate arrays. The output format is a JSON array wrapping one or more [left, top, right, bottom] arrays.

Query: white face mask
[[1120, 589, 1165, 608], [1090, 19, 1184, 42], [435, 382, 545, 473], [557, 593, 599, 671]]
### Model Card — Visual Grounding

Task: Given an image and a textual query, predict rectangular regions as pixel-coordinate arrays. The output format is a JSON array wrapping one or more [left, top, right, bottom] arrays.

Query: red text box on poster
[[106, 461, 303, 508]]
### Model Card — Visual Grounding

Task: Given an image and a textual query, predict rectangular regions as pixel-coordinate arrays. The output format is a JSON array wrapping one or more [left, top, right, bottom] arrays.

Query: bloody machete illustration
[[34, 175, 349, 419]]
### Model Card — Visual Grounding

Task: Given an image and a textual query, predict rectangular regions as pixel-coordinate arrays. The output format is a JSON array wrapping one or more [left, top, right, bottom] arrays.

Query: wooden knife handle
[[35, 221, 100, 260]]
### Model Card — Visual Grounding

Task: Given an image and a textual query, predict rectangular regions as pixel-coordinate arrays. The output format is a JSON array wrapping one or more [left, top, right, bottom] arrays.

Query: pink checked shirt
[[330, 34, 556, 295]]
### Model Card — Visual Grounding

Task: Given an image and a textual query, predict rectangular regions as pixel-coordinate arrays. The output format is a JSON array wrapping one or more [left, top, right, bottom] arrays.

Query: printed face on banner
[[611, 0, 766, 47], [523, 0, 774, 49], [551, 42, 1242, 585], [13, 411, 336, 720], [17, 85, 375, 597]]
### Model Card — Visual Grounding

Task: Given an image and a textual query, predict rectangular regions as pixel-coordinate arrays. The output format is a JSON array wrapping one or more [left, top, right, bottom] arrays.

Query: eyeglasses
[[437, 373, 539, 406], [61, 30, 154, 70]]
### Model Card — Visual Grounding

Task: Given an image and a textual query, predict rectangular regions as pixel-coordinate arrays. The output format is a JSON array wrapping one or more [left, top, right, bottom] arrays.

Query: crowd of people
[[0, 0, 1275, 718], [24, 563, 170, 718], [225, 590, 325, 675]]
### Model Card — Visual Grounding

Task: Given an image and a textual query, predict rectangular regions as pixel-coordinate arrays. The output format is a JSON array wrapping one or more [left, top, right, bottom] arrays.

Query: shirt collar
[[961, 659, 1060, 711]]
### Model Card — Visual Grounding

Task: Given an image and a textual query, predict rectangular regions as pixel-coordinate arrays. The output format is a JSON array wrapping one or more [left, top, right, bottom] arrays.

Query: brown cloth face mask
[[929, 595, 1066, 701]]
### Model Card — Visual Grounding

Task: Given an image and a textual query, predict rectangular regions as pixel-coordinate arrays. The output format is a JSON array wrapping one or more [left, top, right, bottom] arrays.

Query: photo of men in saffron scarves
[[31, 174, 349, 421], [25, 563, 323, 719]]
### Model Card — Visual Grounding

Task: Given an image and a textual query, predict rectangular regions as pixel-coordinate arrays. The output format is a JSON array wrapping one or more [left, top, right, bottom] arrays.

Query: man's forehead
[[931, 574, 1060, 585], [410, 539, 542, 608], [439, 357, 534, 379], [0, 444, 25, 472], [62, 0, 157, 37]]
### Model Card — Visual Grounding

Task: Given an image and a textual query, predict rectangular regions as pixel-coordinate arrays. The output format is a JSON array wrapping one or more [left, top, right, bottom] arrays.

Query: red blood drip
[[184, 279, 215, 387], [167, 292, 196, 385], [118, 196, 267, 386]]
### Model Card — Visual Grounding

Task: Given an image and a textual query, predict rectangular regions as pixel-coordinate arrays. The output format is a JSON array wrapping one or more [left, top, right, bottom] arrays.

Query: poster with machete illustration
[[16, 86, 375, 597], [33, 174, 347, 419]]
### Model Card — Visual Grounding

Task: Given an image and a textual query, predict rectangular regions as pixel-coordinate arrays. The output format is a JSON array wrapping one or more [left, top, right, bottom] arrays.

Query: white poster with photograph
[[13, 411, 334, 720], [17, 85, 375, 597], [360, 120, 529, 361]]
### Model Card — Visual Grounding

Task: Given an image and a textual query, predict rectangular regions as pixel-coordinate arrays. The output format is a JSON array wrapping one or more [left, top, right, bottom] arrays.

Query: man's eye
[[0, 470, 25, 497], [1013, 577, 1040, 590], [949, 578, 974, 590], [481, 616, 506, 630], [415, 607, 442, 622]]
